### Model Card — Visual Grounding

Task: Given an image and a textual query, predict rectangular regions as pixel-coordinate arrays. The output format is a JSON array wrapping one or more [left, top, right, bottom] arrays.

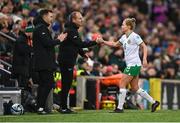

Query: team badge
[[127, 40, 131, 44]]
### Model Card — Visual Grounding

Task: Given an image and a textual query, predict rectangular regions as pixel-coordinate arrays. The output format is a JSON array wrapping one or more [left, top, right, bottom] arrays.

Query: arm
[[97, 38, 121, 47], [102, 40, 121, 47], [37, 26, 67, 47], [140, 42, 148, 67], [69, 31, 97, 48]]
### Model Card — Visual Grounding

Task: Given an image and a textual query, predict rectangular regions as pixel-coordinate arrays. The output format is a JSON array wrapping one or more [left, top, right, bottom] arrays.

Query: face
[[43, 12, 54, 25], [72, 12, 84, 27], [121, 20, 130, 33]]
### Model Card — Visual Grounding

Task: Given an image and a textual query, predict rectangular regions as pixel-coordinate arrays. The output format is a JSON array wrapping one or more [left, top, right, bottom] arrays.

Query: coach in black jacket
[[58, 11, 98, 113], [33, 9, 67, 114]]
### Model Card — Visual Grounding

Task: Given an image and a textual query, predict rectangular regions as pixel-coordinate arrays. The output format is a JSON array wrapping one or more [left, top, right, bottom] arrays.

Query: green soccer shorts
[[123, 65, 141, 76]]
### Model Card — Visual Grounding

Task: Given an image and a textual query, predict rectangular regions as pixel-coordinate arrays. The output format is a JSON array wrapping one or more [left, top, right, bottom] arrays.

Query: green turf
[[0, 110, 180, 122]]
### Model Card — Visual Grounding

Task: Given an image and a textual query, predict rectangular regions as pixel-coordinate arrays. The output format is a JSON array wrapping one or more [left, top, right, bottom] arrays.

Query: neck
[[44, 19, 49, 25], [125, 30, 133, 37], [42, 17, 50, 26]]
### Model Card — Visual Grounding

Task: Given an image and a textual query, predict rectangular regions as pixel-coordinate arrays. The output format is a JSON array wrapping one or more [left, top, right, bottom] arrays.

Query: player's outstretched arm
[[96, 38, 120, 47]]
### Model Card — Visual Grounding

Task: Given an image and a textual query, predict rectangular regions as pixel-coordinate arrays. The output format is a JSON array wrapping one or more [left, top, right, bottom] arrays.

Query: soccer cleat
[[151, 101, 160, 112], [110, 108, 124, 113], [59, 108, 77, 114]]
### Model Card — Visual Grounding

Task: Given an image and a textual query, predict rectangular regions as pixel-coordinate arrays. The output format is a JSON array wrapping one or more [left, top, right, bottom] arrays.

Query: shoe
[[151, 101, 160, 112], [59, 108, 77, 114], [110, 108, 124, 113], [37, 108, 47, 115]]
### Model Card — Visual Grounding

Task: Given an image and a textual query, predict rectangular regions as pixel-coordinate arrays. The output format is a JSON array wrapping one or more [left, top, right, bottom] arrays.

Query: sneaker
[[59, 108, 77, 114], [151, 101, 160, 112], [37, 108, 47, 115], [110, 108, 124, 113]]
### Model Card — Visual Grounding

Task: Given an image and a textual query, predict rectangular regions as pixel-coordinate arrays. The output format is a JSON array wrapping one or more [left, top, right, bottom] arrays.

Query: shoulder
[[131, 32, 143, 44], [34, 24, 47, 31], [119, 34, 126, 41], [34, 24, 48, 35], [68, 29, 79, 39], [131, 32, 141, 39]]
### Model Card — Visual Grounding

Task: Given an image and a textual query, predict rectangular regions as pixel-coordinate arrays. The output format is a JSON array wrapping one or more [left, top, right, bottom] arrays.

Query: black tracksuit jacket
[[33, 16, 61, 71], [58, 22, 97, 66]]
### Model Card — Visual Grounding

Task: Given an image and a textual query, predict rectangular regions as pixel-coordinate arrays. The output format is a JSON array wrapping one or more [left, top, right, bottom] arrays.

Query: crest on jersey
[[127, 39, 131, 44]]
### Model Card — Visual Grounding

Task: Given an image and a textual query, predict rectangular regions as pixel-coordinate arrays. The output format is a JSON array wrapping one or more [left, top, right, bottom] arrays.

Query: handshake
[[92, 33, 104, 44], [95, 37, 105, 44]]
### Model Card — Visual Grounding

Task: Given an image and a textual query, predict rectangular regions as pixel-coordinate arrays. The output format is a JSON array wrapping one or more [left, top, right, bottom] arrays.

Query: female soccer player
[[98, 18, 160, 113]]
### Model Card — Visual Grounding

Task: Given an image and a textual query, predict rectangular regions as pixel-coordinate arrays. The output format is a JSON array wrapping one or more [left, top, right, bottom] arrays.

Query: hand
[[84, 54, 89, 59], [83, 54, 89, 62], [57, 33, 67, 42], [142, 59, 148, 68], [96, 37, 104, 44]]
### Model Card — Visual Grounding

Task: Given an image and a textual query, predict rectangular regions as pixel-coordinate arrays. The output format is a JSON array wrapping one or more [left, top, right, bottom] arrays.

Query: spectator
[[12, 25, 33, 90]]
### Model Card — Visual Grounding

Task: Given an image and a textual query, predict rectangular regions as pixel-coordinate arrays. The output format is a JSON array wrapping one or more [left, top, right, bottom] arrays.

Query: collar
[[125, 31, 133, 38], [68, 22, 79, 30], [38, 17, 50, 27], [72, 22, 79, 30]]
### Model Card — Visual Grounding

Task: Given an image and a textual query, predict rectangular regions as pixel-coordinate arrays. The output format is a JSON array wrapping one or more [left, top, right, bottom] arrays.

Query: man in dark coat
[[12, 26, 33, 89], [58, 11, 99, 113], [32, 9, 67, 114]]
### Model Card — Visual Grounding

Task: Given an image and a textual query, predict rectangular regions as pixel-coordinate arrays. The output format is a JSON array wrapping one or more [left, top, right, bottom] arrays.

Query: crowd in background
[[0, 0, 180, 80]]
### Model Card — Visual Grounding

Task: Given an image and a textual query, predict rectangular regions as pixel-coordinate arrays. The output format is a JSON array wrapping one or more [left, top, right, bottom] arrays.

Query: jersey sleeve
[[118, 36, 124, 45], [134, 34, 143, 45]]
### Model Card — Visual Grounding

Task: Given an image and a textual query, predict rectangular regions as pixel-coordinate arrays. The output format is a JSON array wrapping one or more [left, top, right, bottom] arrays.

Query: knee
[[130, 87, 139, 93], [135, 88, 144, 94], [119, 81, 127, 88]]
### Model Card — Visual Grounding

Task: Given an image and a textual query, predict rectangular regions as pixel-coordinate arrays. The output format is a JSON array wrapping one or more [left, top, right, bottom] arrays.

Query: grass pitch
[[0, 110, 180, 122]]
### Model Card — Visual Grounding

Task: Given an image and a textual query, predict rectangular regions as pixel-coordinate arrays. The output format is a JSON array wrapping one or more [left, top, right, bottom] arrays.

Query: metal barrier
[[0, 67, 11, 74], [0, 59, 12, 69], [0, 31, 16, 42]]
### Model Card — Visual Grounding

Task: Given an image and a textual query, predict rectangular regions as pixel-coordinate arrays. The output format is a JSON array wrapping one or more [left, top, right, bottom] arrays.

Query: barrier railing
[[0, 67, 11, 74], [0, 59, 12, 68], [0, 31, 16, 42]]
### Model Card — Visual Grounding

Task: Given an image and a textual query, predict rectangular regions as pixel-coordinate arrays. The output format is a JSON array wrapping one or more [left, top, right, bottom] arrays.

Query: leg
[[129, 76, 139, 92], [130, 76, 160, 112], [116, 74, 134, 111], [130, 76, 155, 104], [37, 70, 54, 113], [60, 64, 74, 109]]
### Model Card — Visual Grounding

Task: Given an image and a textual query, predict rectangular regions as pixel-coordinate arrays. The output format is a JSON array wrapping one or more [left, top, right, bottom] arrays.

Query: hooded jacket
[[58, 22, 97, 66], [33, 16, 61, 71]]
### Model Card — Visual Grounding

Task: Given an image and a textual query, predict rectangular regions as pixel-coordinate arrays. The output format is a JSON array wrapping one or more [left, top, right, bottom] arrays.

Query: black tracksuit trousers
[[37, 70, 54, 109], [59, 63, 74, 109]]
